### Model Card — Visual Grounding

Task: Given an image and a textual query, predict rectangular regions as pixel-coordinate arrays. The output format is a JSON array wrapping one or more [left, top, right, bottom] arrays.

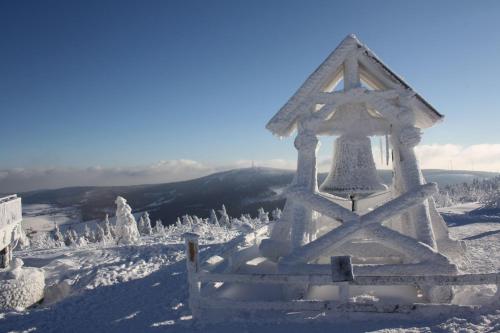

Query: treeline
[[434, 176, 500, 208], [28, 202, 281, 250]]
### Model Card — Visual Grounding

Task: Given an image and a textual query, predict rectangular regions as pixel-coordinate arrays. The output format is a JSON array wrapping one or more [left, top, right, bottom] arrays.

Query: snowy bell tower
[[260, 34, 464, 300]]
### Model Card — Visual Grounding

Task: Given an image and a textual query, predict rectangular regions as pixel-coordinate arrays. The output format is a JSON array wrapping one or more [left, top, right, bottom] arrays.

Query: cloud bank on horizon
[[1, 144, 500, 193]]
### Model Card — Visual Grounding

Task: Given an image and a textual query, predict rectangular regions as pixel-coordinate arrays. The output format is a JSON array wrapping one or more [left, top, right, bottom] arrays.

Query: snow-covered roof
[[267, 34, 443, 137]]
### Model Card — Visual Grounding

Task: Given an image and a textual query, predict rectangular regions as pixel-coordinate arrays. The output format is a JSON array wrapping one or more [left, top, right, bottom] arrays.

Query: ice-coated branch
[[285, 188, 359, 224]]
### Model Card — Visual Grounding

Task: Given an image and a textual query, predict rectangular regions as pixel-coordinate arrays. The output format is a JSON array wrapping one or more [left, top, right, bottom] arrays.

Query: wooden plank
[[198, 297, 480, 313], [197, 271, 499, 286]]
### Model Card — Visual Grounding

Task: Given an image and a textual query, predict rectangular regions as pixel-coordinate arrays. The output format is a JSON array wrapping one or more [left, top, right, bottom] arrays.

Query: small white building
[[0, 195, 44, 310], [0, 195, 23, 268]]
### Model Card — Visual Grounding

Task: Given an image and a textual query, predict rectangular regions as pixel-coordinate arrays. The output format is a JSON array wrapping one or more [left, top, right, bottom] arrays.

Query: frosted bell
[[320, 134, 386, 197]]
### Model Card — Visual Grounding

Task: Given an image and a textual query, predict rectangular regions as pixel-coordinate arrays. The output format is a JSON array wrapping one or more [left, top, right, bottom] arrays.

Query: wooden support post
[[339, 282, 350, 302], [380, 103, 436, 249], [290, 128, 319, 248], [343, 54, 361, 90], [183, 232, 200, 317], [0, 244, 12, 269]]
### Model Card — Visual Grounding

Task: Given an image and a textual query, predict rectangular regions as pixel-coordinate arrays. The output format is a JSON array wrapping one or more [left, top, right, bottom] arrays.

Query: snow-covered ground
[[22, 204, 80, 233], [0, 203, 499, 332]]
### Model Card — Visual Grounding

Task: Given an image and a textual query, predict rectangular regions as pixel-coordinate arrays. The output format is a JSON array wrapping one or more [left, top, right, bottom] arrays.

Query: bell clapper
[[349, 194, 358, 212]]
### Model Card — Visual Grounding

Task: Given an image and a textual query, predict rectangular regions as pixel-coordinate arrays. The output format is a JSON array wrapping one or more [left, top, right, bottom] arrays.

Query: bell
[[320, 134, 387, 197]]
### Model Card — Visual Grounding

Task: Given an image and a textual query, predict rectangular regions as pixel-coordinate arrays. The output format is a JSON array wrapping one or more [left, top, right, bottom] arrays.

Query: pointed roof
[[267, 34, 443, 137]]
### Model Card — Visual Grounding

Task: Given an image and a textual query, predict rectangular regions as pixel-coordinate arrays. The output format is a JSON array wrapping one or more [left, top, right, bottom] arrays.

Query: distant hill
[[19, 168, 498, 225]]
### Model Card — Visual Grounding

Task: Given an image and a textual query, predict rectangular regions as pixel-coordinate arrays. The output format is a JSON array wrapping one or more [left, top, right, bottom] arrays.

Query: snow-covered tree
[[175, 217, 182, 227], [155, 219, 165, 235], [271, 208, 282, 221], [64, 228, 76, 246], [209, 209, 219, 225], [76, 235, 88, 247], [138, 215, 145, 233], [102, 214, 113, 239], [182, 215, 193, 227], [192, 215, 201, 225], [139, 212, 153, 235], [219, 205, 230, 227], [95, 225, 105, 243], [51, 224, 64, 247], [258, 207, 269, 223], [114, 196, 140, 245], [83, 225, 93, 242], [239, 214, 250, 224]]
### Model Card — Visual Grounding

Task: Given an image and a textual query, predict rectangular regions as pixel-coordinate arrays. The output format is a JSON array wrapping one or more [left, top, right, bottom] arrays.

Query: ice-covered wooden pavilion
[[183, 34, 499, 320], [261, 34, 463, 278]]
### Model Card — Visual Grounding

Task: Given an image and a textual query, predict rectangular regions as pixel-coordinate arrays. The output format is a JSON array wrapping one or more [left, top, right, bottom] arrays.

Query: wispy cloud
[[415, 144, 500, 172], [1, 144, 499, 193], [0, 160, 218, 193]]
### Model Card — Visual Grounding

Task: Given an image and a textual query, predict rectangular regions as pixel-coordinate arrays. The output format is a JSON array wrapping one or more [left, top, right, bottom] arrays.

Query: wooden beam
[[197, 271, 499, 286], [285, 188, 359, 223], [282, 184, 437, 265]]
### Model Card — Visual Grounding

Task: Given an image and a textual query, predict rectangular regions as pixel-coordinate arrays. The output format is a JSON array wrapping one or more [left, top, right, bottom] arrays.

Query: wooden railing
[[183, 230, 500, 317]]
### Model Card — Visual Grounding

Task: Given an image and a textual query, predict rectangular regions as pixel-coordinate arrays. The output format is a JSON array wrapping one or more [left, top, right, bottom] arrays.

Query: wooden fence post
[[0, 244, 12, 269], [183, 232, 200, 317]]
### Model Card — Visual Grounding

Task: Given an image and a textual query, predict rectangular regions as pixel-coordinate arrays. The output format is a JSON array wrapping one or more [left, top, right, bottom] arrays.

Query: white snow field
[[0, 203, 499, 333], [22, 204, 80, 233]]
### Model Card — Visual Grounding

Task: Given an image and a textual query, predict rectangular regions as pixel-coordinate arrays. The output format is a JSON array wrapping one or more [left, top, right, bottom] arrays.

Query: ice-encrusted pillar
[[289, 127, 320, 248], [390, 108, 437, 249]]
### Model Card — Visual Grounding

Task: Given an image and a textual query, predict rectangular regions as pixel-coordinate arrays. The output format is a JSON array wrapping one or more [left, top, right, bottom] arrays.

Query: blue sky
[[1, 1, 500, 191]]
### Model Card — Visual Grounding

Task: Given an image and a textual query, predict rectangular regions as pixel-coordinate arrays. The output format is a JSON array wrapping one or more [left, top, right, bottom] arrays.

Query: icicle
[[379, 136, 384, 165], [385, 133, 390, 166]]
